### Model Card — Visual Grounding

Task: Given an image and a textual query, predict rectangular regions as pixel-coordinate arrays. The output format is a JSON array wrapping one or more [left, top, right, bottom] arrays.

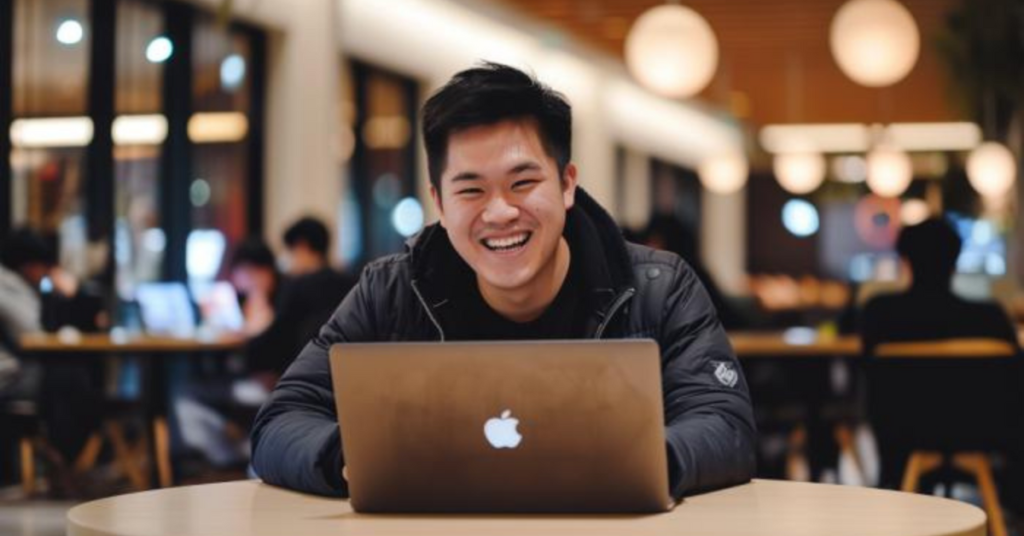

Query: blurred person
[[246, 217, 355, 377], [861, 217, 1020, 493], [861, 218, 1018, 353], [228, 238, 281, 337], [250, 63, 755, 499], [0, 228, 105, 468]]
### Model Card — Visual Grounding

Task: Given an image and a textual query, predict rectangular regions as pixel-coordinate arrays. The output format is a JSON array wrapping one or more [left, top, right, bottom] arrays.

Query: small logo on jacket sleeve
[[713, 361, 739, 387]]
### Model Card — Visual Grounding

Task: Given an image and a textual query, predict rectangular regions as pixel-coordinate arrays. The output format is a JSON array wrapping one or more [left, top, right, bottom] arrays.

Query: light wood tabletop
[[19, 332, 245, 353], [66, 479, 986, 536]]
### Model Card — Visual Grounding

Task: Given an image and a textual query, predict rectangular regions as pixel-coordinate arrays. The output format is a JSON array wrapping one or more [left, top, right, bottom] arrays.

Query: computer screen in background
[[136, 282, 196, 337]]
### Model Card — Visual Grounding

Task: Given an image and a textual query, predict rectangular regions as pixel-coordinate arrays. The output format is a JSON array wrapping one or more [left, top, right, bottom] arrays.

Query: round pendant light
[[698, 151, 748, 194], [866, 144, 912, 197], [773, 151, 826, 194], [967, 141, 1017, 198], [829, 0, 920, 87], [625, 4, 718, 98]]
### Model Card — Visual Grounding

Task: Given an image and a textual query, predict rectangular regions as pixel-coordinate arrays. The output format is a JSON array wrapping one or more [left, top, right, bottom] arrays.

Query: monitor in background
[[136, 282, 197, 337]]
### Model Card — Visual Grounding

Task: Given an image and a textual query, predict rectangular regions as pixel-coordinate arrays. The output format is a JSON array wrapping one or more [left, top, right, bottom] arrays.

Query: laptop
[[135, 282, 196, 337], [329, 339, 672, 513]]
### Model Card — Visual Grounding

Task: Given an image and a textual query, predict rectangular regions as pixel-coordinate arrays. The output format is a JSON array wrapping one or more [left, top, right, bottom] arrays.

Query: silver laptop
[[329, 339, 671, 513]]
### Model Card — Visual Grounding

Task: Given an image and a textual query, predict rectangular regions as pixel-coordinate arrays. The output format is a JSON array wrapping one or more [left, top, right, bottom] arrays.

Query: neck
[[477, 237, 571, 323]]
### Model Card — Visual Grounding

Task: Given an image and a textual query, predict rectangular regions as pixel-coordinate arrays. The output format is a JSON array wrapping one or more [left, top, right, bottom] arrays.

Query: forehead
[[442, 120, 552, 175]]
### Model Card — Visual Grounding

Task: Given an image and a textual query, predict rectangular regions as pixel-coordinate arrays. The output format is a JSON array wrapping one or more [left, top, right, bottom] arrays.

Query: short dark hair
[[283, 217, 330, 256], [896, 218, 962, 282], [230, 238, 277, 271], [0, 227, 57, 271], [422, 62, 572, 192]]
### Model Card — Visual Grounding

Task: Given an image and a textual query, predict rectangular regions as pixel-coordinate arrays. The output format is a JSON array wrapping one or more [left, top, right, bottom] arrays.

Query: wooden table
[[19, 332, 246, 488], [66, 479, 986, 536], [729, 331, 862, 357], [20, 332, 245, 354]]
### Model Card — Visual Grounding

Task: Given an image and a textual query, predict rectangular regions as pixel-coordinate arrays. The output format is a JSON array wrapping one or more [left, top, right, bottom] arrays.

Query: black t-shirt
[[444, 248, 587, 341]]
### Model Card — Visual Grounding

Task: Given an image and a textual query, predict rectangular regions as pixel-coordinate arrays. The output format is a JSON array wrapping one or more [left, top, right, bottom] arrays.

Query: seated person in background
[[861, 218, 1018, 354], [228, 238, 281, 338], [0, 228, 105, 465], [245, 217, 356, 378], [0, 261, 42, 398], [250, 63, 756, 500]]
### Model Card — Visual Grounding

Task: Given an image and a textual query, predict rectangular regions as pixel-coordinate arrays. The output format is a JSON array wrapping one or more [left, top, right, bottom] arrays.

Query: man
[[861, 218, 1018, 354], [251, 63, 756, 500]]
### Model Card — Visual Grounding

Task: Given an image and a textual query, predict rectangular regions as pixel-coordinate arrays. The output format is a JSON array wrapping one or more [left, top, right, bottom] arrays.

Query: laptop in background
[[136, 282, 196, 337], [329, 339, 671, 513]]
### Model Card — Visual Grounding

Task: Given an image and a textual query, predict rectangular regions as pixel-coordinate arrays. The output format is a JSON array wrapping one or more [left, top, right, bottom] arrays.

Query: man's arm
[[658, 260, 756, 499], [250, 268, 378, 496]]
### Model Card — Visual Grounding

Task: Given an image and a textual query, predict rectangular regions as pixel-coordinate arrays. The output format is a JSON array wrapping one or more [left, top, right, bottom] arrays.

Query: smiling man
[[250, 63, 756, 500]]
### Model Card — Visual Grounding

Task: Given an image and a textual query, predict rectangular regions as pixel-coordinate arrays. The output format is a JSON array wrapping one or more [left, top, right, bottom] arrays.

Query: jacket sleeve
[[250, 267, 378, 496], [658, 260, 756, 499]]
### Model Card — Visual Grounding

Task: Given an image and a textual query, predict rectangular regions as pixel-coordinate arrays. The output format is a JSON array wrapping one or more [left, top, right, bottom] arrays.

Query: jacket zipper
[[411, 279, 446, 341], [593, 288, 636, 339]]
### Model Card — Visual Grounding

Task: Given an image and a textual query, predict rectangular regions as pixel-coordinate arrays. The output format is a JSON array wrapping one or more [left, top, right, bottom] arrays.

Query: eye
[[512, 179, 540, 190], [456, 188, 484, 197]]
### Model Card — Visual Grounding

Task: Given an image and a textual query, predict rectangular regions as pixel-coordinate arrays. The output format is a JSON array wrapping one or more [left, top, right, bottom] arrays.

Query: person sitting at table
[[860, 217, 1021, 495], [0, 228, 106, 473], [250, 62, 756, 500], [245, 217, 356, 378], [228, 238, 282, 339], [860, 218, 1018, 354]]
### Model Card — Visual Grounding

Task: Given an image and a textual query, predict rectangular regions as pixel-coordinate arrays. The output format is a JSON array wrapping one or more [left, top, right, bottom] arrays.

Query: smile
[[481, 232, 532, 252]]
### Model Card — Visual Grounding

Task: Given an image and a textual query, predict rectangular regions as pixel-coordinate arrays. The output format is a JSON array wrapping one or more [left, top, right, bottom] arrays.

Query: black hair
[[0, 227, 57, 271], [283, 217, 330, 256], [230, 237, 277, 270], [421, 62, 572, 192], [896, 218, 962, 285]]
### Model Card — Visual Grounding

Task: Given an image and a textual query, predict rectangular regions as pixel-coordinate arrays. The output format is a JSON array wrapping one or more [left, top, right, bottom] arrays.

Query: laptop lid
[[135, 282, 196, 337], [329, 339, 670, 513]]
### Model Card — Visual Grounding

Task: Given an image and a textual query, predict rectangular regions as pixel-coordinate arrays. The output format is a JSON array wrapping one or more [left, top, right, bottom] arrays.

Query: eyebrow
[[450, 172, 482, 183], [509, 162, 542, 174]]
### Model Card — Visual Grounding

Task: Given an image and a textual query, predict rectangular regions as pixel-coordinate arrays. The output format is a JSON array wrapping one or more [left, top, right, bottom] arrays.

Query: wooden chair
[[870, 338, 1019, 536]]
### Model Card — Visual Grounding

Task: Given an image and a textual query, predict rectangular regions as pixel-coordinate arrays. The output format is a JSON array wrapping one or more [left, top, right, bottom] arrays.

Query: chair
[[869, 338, 1020, 536]]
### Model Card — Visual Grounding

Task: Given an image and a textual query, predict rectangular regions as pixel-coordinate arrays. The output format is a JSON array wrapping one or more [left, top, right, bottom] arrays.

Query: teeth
[[484, 232, 529, 250]]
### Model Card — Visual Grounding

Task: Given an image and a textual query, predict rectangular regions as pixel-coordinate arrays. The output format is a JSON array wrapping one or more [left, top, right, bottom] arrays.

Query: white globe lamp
[[866, 145, 913, 197], [625, 4, 719, 98], [967, 141, 1017, 198], [830, 0, 920, 87], [773, 152, 826, 194], [698, 151, 748, 194]]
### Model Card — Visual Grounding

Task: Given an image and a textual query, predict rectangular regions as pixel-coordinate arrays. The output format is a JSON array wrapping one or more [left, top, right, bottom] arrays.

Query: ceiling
[[497, 0, 964, 127]]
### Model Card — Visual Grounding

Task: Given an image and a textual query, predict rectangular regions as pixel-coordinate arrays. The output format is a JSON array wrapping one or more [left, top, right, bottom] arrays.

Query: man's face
[[431, 119, 577, 295]]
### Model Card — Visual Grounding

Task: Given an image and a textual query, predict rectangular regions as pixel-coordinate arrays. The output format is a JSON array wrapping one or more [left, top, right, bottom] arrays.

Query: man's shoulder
[[623, 242, 693, 284]]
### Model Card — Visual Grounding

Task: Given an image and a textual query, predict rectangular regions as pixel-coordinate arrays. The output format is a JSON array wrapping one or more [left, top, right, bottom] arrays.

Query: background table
[[20, 332, 245, 488], [67, 479, 986, 536]]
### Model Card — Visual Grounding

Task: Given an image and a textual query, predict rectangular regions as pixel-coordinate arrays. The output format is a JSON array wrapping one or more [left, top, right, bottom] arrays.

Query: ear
[[561, 163, 578, 210], [430, 184, 446, 229]]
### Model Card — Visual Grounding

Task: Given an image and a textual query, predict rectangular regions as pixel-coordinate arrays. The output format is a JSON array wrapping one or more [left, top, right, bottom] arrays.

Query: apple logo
[[484, 409, 523, 449]]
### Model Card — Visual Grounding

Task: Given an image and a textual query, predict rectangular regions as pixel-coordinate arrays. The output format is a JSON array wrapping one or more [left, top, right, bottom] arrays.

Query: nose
[[481, 193, 520, 226]]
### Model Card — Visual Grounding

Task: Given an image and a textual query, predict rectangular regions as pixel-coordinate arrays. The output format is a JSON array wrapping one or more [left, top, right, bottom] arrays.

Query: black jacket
[[251, 189, 756, 500]]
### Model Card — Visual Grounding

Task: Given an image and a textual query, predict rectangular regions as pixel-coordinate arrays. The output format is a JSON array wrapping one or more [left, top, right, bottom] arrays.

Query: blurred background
[[0, 0, 1022, 533]]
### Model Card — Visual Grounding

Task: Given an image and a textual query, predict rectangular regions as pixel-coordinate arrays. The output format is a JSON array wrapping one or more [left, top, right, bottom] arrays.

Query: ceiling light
[[830, 0, 919, 87], [866, 144, 913, 197], [967, 141, 1017, 198], [146, 36, 174, 63], [624, 4, 718, 98], [698, 151, 748, 194], [773, 151, 826, 194], [56, 19, 84, 45]]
